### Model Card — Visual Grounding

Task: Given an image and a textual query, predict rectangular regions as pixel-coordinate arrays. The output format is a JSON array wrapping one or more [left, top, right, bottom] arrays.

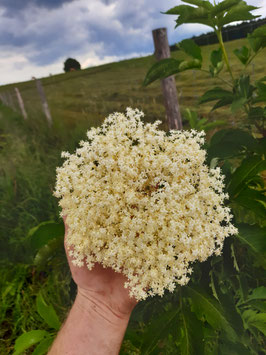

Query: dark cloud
[[100, 0, 115, 4], [0, 0, 197, 69], [0, 0, 75, 15], [0, 0, 264, 74]]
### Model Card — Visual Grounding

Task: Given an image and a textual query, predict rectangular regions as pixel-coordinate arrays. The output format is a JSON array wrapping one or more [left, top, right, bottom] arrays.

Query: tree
[[63, 58, 81, 73]]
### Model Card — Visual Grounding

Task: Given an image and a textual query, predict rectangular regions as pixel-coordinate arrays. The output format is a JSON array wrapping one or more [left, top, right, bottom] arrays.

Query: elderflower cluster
[[54, 108, 237, 301]]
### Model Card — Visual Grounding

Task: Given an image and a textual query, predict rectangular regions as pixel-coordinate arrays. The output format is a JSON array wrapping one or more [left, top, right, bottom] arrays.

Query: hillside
[[1, 38, 266, 133]]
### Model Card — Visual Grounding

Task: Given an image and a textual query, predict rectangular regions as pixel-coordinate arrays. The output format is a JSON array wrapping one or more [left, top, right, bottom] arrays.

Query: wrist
[[49, 288, 131, 355], [76, 287, 132, 326]]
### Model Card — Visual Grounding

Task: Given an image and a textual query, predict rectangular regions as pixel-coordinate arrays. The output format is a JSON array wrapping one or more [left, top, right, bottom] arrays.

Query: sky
[[0, 0, 266, 85]]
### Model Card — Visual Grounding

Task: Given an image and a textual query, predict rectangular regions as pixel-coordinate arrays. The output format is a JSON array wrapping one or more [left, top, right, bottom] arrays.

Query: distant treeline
[[170, 17, 266, 50]]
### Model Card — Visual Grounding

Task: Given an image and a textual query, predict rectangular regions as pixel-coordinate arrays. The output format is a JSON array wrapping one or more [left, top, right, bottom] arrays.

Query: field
[[0, 37, 266, 354], [1, 38, 266, 131]]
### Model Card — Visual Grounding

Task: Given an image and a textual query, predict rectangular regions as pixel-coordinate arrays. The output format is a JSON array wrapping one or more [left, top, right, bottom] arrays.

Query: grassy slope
[[1, 38, 266, 133]]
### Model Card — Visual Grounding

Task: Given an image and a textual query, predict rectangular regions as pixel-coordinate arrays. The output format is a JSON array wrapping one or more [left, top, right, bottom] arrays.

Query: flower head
[[54, 108, 237, 300]]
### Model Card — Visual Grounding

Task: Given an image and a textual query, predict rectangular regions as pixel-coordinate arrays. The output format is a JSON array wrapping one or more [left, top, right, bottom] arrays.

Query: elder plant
[[144, 0, 266, 137], [142, 1, 266, 353], [54, 108, 237, 301]]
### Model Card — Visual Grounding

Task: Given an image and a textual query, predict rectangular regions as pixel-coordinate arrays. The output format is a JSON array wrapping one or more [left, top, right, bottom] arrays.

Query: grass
[[0, 37, 266, 354], [1, 38, 266, 134]]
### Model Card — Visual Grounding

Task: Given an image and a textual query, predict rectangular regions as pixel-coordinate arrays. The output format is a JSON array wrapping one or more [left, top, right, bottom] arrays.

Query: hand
[[49, 217, 138, 354], [63, 216, 138, 320]]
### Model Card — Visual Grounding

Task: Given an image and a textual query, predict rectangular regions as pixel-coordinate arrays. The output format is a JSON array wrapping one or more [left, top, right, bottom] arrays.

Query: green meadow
[[1, 38, 266, 133]]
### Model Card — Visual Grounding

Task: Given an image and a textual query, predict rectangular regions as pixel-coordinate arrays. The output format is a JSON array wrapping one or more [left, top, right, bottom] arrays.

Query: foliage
[[13, 290, 61, 354], [144, 0, 266, 137], [0, 220, 71, 354], [183, 108, 226, 132], [142, 0, 266, 353], [63, 58, 81, 73]]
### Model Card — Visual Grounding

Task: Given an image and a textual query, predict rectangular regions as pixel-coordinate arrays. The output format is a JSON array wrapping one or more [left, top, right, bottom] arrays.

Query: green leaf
[[232, 75, 255, 109], [207, 129, 257, 160], [248, 33, 266, 53], [209, 48, 224, 77], [211, 96, 233, 111], [28, 221, 64, 251], [248, 287, 266, 301], [199, 87, 233, 105], [250, 24, 266, 40], [217, 3, 259, 27], [164, 5, 214, 29], [179, 307, 204, 355], [249, 300, 266, 313], [242, 310, 266, 336], [36, 292, 61, 330], [236, 46, 251, 66], [211, 0, 241, 17], [233, 46, 250, 65], [219, 341, 252, 355], [178, 59, 202, 71], [231, 97, 247, 113], [210, 48, 223, 68], [33, 235, 64, 268], [236, 223, 266, 254], [233, 187, 266, 221], [238, 75, 254, 98], [209, 60, 224, 77], [143, 58, 182, 86], [14, 330, 49, 355], [183, 109, 226, 132], [183, 108, 198, 128], [185, 286, 237, 342], [228, 155, 266, 196], [254, 80, 266, 102], [209, 272, 246, 339], [32, 337, 54, 355], [140, 306, 179, 353], [179, 39, 202, 61]]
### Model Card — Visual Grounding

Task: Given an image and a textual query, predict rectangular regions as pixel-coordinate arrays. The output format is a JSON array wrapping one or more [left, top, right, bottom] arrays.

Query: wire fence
[[0, 79, 52, 125]]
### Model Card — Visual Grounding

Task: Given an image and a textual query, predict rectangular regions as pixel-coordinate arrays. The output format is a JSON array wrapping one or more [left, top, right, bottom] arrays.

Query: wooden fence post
[[35, 79, 52, 126], [152, 27, 182, 130], [15, 87, 28, 120]]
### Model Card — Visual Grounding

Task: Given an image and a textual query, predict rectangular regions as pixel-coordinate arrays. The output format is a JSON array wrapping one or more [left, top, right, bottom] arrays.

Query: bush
[[63, 58, 81, 73]]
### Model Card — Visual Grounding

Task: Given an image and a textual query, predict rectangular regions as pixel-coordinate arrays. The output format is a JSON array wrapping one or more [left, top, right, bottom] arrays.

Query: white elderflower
[[54, 108, 237, 301]]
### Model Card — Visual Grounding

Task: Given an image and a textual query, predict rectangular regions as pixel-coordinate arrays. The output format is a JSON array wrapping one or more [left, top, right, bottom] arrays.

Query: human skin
[[48, 217, 138, 355]]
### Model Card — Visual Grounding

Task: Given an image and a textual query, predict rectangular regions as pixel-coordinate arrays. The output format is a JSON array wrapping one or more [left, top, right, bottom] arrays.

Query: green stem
[[216, 29, 235, 84]]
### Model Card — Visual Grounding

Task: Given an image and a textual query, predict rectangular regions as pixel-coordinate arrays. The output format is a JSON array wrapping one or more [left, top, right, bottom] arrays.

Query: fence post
[[15, 88, 28, 120], [35, 78, 52, 126], [152, 27, 182, 130]]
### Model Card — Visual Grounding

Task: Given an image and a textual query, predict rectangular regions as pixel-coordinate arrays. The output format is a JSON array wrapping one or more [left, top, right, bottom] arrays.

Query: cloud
[[0, 0, 265, 85], [0, 0, 75, 16]]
